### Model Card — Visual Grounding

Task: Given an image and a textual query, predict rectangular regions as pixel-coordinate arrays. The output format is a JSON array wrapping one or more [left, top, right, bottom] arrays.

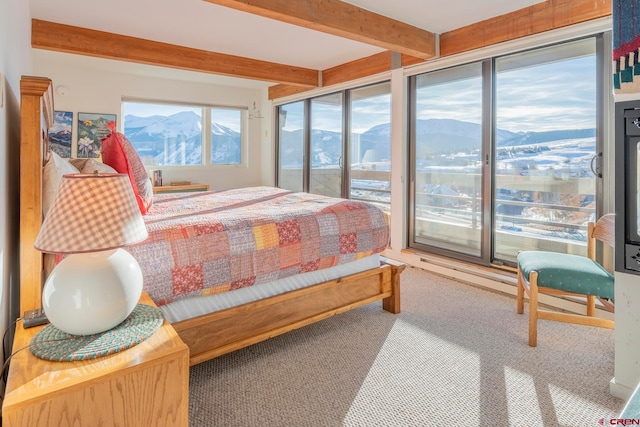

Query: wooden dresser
[[153, 183, 210, 194]]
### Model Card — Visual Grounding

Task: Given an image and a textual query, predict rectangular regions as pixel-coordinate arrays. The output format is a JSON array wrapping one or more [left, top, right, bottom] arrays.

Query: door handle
[[590, 152, 602, 178]]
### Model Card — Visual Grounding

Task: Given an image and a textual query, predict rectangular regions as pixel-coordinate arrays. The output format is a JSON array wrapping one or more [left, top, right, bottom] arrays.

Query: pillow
[[42, 150, 80, 216], [68, 158, 118, 174], [101, 131, 153, 215]]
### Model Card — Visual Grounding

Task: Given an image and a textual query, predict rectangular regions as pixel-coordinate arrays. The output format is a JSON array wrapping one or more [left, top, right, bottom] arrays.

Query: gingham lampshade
[[35, 174, 149, 253]]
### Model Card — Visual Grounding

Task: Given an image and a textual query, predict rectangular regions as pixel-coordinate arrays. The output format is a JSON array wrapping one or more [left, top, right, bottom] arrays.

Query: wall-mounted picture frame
[[49, 111, 73, 158], [76, 112, 117, 158]]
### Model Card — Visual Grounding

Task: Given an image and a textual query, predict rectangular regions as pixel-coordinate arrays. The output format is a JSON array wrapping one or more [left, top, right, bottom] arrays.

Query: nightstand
[[153, 183, 210, 194], [2, 293, 189, 427]]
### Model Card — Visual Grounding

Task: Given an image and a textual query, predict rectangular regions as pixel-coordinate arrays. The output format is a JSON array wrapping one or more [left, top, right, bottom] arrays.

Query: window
[[211, 108, 242, 165], [276, 82, 391, 214], [310, 93, 343, 197], [409, 35, 605, 266], [411, 63, 484, 257], [494, 38, 598, 262], [350, 83, 392, 214], [122, 101, 243, 166], [277, 101, 305, 192]]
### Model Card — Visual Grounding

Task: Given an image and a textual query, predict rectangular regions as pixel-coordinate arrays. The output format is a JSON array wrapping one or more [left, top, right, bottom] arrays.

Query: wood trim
[[173, 262, 401, 365], [19, 76, 53, 315], [322, 51, 393, 87], [402, 54, 425, 67], [268, 83, 316, 100], [268, 50, 420, 100], [440, 0, 612, 57], [31, 19, 319, 87], [381, 258, 405, 313], [153, 183, 210, 194], [203, 0, 436, 60]]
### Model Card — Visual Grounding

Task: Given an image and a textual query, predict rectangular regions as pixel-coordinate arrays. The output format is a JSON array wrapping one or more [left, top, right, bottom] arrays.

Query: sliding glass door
[[277, 101, 305, 192], [410, 62, 485, 257], [494, 38, 598, 262], [310, 93, 343, 197], [350, 83, 392, 215], [409, 35, 604, 266]]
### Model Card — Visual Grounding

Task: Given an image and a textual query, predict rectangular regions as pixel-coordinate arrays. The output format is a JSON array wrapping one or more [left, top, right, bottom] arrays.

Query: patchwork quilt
[[128, 186, 389, 306]]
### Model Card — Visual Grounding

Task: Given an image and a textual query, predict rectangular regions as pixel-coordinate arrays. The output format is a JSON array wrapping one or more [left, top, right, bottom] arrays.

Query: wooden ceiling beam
[[268, 84, 314, 100], [322, 51, 393, 87], [269, 51, 423, 100], [202, 0, 436, 60], [440, 0, 612, 57], [31, 19, 319, 87]]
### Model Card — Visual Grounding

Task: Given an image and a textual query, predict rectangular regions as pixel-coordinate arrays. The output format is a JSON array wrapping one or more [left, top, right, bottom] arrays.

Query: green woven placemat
[[30, 303, 164, 362]]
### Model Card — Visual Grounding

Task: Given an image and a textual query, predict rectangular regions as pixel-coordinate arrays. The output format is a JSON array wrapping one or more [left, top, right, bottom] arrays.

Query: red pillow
[[101, 132, 153, 215]]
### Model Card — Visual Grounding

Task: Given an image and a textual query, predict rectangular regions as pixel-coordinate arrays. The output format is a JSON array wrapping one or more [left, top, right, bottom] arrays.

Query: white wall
[[31, 50, 272, 191], [611, 271, 640, 399], [611, 91, 640, 400], [1, 0, 32, 389]]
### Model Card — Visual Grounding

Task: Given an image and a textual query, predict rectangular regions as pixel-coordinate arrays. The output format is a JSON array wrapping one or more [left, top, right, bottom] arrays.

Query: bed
[[18, 75, 405, 366]]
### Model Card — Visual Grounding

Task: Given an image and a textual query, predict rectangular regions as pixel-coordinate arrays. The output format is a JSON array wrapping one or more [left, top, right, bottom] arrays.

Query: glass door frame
[[407, 33, 607, 269], [407, 59, 494, 266], [276, 82, 391, 202]]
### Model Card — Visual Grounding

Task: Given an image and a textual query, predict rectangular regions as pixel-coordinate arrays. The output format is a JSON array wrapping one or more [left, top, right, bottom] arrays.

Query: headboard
[[19, 76, 53, 316]]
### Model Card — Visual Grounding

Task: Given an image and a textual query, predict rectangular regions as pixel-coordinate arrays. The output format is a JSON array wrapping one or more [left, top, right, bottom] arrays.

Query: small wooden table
[[153, 183, 209, 194], [2, 293, 189, 427]]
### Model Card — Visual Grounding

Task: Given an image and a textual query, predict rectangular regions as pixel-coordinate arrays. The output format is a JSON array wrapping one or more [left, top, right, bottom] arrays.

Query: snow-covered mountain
[[125, 111, 596, 175], [124, 112, 240, 165]]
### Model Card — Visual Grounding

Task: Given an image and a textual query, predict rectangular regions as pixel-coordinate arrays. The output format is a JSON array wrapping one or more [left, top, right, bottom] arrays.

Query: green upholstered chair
[[516, 214, 615, 347]]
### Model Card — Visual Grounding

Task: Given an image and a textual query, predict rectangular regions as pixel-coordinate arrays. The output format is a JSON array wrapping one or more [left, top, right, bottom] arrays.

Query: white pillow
[[68, 158, 118, 174], [42, 151, 80, 216]]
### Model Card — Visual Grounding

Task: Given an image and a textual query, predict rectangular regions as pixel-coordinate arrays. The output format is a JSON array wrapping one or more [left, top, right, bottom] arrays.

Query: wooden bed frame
[[18, 75, 405, 366]]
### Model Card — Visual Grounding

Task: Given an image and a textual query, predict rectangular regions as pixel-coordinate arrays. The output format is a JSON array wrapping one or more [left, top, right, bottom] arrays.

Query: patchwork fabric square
[[316, 213, 340, 236], [227, 228, 257, 255], [202, 257, 232, 288], [130, 187, 389, 305], [253, 223, 280, 250], [279, 243, 302, 269], [277, 220, 302, 245], [172, 264, 204, 297]]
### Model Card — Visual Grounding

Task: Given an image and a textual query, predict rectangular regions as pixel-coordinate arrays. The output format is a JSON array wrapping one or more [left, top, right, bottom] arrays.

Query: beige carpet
[[189, 266, 623, 427]]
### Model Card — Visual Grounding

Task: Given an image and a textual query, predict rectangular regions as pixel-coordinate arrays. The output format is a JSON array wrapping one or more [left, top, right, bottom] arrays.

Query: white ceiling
[[29, 0, 544, 88]]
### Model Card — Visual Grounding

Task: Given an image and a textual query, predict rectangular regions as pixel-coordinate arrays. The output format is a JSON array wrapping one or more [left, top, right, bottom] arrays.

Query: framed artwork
[[76, 112, 117, 158], [49, 111, 73, 158]]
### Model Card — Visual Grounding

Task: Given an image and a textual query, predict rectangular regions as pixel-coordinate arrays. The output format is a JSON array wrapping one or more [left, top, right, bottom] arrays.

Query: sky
[[120, 44, 597, 137], [50, 111, 72, 133], [123, 102, 242, 132], [279, 53, 597, 135]]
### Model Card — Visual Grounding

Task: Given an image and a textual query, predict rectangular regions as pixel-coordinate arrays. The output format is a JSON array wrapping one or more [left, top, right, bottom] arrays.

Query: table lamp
[[34, 173, 149, 335]]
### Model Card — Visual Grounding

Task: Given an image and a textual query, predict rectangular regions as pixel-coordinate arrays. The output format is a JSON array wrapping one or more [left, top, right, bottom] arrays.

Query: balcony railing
[[280, 167, 595, 259]]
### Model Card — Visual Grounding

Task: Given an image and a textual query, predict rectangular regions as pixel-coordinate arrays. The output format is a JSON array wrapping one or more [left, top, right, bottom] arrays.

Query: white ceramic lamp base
[[42, 249, 143, 336]]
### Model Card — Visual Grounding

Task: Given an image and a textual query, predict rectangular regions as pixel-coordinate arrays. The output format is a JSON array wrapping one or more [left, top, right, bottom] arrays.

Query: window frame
[[121, 98, 248, 168], [407, 33, 607, 268], [275, 82, 393, 215]]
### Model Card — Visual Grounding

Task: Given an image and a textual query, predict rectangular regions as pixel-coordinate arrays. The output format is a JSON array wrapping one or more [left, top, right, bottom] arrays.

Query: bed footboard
[[172, 260, 404, 366]]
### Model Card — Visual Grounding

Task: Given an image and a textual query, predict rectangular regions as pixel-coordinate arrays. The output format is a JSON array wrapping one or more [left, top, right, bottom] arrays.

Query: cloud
[[279, 50, 596, 136]]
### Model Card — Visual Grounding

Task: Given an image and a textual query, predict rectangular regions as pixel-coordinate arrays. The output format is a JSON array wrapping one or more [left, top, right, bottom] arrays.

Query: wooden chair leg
[[517, 268, 525, 315], [528, 271, 539, 347], [586, 295, 595, 317]]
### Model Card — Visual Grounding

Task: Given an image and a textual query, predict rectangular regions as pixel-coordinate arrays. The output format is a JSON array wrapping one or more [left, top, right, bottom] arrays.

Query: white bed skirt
[[159, 254, 381, 323]]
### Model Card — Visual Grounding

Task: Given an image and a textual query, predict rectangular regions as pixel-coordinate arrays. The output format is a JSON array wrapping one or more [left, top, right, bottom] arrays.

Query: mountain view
[[124, 112, 241, 165], [280, 118, 596, 179], [123, 111, 596, 181]]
